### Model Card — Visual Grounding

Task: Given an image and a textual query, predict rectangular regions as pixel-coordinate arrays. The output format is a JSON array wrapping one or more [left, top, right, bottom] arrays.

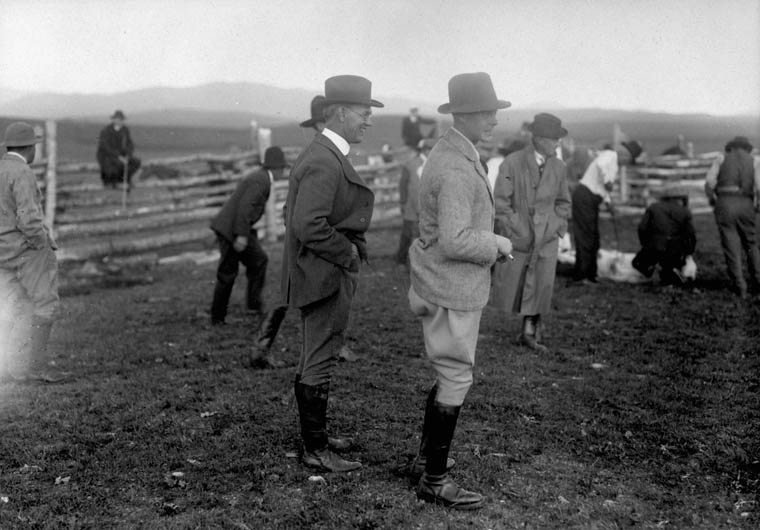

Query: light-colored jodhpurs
[[409, 287, 481, 406]]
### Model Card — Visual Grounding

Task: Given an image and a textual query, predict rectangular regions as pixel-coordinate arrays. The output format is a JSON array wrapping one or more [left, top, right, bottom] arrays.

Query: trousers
[[296, 271, 358, 386], [210, 233, 268, 322], [409, 287, 481, 406], [571, 184, 603, 281], [714, 195, 760, 293], [0, 245, 59, 321]]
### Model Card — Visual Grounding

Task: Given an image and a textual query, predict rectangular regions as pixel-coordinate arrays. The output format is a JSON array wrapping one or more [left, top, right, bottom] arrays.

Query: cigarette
[[508, 254, 514, 261]]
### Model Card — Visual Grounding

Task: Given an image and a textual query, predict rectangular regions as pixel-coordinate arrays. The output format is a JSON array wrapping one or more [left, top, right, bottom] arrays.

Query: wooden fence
[[31, 120, 403, 262], [26, 119, 727, 262]]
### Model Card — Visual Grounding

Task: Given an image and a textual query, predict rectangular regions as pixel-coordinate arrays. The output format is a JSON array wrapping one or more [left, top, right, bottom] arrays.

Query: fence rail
[[31, 120, 403, 261], [25, 119, 727, 262]]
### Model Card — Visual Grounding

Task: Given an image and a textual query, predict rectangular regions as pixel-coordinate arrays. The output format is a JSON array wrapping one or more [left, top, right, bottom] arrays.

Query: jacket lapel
[[314, 133, 371, 191]]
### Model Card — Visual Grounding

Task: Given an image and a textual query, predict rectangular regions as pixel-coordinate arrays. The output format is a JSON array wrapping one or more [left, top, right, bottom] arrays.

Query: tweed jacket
[[409, 127, 500, 311], [0, 153, 51, 264], [210, 167, 270, 242], [281, 133, 374, 308]]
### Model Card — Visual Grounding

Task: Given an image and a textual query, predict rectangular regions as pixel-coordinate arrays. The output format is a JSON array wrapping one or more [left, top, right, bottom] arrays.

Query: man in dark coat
[[401, 107, 436, 150], [632, 186, 697, 285], [96, 110, 141, 189], [209, 146, 287, 327], [282, 75, 380, 473], [396, 138, 435, 265], [704, 136, 760, 297]]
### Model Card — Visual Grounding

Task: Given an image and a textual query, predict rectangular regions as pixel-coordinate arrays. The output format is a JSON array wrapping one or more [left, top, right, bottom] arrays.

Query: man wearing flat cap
[[0, 122, 67, 383], [96, 110, 141, 190], [209, 146, 288, 341], [571, 140, 643, 284], [704, 135, 760, 298], [407, 72, 513, 510], [490, 113, 571, 353], [282, 75, 380, 472]]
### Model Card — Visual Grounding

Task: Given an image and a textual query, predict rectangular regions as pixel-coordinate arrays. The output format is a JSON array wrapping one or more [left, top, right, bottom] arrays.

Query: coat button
[[360, 217, 366, 223]]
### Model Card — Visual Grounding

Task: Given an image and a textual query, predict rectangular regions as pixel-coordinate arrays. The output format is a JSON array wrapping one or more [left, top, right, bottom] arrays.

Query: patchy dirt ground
[[0, 213, 758, 529]]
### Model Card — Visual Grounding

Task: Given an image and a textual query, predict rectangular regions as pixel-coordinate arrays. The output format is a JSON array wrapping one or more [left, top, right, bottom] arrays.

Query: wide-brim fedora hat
[[262, 146, 288, 169], [527, 113, 567, 139], [300, 95, 327, 128], [1, 122, 43, 147], [110, 110, 126, 120], [322, 75, 384, 108], [438, 72, 511, 114], [725, 135, 753, 152]]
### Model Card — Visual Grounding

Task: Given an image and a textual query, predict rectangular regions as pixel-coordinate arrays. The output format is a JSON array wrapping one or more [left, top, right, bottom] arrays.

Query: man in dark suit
[[96, 110, 141, 189], [209, 146, 287, 327], [401, 107, 436, 150], [282, 75, 381, 472]]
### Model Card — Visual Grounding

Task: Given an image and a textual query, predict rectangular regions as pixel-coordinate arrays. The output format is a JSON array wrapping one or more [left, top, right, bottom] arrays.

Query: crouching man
[[0, 122, 67, 383], [408, 73, 513, 510], [632, 185, 697, 285]]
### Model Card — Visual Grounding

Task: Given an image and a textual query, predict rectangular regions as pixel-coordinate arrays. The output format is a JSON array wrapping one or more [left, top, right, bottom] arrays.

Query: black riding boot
[[519, 315, 548, 353], [411, 384, 455, 476], [417, 402, 484, 510], [294, 378, 360, 472]]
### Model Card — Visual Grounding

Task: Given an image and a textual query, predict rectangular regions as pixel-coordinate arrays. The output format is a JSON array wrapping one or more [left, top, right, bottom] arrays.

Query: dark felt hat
[[527, 113, 567, 139], [322, 75, 383, 108], [438, 72, 511, 114], [111, 110, 126, 120], [300, 96, 327, 128], [1, 122, 43, 147], [263, 146, 287, 169], [725, 135, 753, 152], [622, 140, 643, 161]]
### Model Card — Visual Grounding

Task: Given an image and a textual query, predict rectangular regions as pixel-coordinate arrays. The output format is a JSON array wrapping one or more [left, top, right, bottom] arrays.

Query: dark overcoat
[[210, 168, 271, 243], [96, 124, 140, 181], [281, 134, 374, 308], [490, 145, 571, 315]]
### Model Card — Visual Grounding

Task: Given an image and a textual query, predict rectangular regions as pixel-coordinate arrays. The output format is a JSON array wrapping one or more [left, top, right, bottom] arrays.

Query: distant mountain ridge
[[2, 81, 758, 131], [0, 81, 440, 127]]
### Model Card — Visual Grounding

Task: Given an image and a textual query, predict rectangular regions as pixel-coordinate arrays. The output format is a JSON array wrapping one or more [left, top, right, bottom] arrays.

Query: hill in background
[[1, 81, 758, 162]]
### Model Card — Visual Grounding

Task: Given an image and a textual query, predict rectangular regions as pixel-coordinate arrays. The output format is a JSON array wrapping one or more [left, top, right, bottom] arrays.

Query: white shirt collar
[[535, 150, 546, 166], [5, 151, 28, 163], [266, 169, 274, 184], [321, 127, 350, 156]]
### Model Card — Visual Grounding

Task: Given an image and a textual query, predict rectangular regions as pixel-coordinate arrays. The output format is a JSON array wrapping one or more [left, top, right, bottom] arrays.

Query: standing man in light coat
[[490, 113, 571, 353], [408, 72, 513, 510], [282, 75, 380, 473], [0, 122, 67, 383]]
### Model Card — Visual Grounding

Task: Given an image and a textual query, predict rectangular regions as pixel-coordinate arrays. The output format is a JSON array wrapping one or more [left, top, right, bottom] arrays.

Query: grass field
[[0, 213, 758, 529]]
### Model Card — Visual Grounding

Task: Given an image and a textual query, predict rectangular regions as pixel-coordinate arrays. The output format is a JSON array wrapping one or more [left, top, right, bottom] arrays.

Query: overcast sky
[[1, 0, 758, 116]]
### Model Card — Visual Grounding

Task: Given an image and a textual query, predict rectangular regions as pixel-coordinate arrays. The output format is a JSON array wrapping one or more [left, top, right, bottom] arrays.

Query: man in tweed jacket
[[408, 73, 513, 510]]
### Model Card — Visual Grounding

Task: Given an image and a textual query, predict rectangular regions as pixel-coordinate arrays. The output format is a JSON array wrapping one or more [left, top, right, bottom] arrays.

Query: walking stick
[[121, 156, 129, 212]]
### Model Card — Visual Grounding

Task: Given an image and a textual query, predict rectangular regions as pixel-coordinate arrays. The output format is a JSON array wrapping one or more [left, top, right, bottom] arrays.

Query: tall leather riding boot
[[294, 378, 360, 472], [519, 315, 548, 353], [417, 402, 484, 510], [411, 384, 455, 476]]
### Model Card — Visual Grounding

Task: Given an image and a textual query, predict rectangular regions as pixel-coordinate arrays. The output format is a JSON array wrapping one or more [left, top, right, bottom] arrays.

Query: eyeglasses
[[344, 107, 372, 122]]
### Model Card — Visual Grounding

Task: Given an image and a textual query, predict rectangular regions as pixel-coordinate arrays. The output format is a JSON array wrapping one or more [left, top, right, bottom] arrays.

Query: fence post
[[264, 180, 278, 243], [44, 120, 57, 230], [257, 128, 272, 161], [619, 165, 628, 204]]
